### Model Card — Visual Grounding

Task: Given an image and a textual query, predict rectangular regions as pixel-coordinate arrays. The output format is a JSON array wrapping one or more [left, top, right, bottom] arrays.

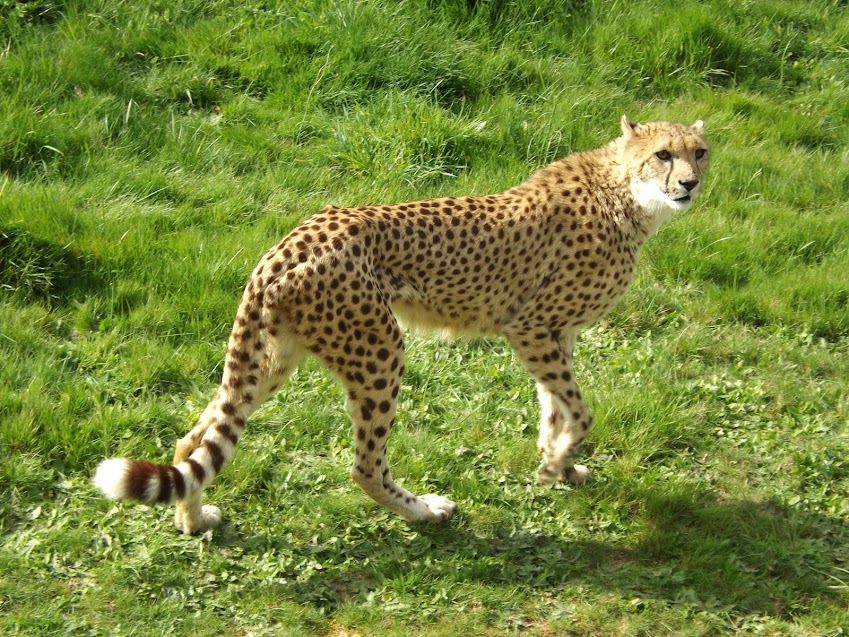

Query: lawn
[[1, 0, 848, 635]]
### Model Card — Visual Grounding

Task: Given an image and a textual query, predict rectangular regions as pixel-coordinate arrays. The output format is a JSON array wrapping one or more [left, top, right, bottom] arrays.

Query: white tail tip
[[93, 458, 132, 500]]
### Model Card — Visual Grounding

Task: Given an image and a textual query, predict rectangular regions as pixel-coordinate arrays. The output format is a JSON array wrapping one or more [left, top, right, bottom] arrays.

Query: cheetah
[[94, 116, 709, 534]]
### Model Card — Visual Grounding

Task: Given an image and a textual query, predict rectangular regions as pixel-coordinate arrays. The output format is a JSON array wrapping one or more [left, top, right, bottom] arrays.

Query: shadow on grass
[[0, 223, 110, 307], [256, 484, 845, 622]]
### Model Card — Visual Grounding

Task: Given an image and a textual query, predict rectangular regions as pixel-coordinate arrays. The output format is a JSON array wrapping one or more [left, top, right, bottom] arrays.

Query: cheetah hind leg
[[172, 408, 224, 534], [345, 382, 459, 524], [344, 376, 457, 523], [172, 337, 304, 534], [321, 323, 457, 523]]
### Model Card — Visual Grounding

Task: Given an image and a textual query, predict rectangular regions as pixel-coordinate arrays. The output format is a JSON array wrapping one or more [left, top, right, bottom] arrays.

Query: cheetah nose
[[679, 179, 699, 192]]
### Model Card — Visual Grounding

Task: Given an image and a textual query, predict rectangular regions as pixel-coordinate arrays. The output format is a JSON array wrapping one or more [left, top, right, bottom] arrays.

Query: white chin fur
[[93, 458, 131, 500], [631, 179, 691, 215]]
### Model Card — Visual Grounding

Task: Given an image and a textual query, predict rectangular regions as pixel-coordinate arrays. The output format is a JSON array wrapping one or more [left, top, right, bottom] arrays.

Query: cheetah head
[[619, 115, 709, 216]]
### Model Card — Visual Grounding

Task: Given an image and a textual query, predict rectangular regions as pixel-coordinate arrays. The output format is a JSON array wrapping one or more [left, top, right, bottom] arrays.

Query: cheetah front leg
[[506, 327, 593, 485], [535, 383, 592, 484]]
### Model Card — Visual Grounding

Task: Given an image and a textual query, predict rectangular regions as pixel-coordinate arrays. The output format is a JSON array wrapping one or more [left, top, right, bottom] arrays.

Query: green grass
[[2, 0, 849, 634]]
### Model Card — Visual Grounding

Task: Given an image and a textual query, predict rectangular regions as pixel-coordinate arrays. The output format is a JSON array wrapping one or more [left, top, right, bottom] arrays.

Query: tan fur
[[94, 116, 709, 534]]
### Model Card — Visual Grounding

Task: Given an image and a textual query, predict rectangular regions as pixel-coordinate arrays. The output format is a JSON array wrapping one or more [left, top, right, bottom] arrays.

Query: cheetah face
[[621, 115, 710, 215]]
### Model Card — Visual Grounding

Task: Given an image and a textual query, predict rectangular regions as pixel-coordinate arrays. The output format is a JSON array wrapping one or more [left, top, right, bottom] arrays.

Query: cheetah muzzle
[[94, 115, 710, 534]]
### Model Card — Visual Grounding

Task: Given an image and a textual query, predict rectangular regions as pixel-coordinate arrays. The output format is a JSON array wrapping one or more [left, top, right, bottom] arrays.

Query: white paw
[[174, 504, 223, 535], [418, 493, 458, 523], [201, 505, 223, 528], [539, 462, 592, 485], [564, 464, 592, 484], [539, 461, 561, 485]]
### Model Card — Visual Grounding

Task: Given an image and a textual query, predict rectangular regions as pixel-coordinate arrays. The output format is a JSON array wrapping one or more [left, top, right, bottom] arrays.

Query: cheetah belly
[[378, 262, 525, 337], [388, 298, 501, 337]]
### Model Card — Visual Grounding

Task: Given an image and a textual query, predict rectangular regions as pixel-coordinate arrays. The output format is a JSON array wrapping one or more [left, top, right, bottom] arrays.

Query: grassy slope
[[1, 0, 848, 634]]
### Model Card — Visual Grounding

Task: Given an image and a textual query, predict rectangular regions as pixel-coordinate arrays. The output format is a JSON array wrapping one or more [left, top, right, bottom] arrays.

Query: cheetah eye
[[655, 150, 672, 161], [695, 148, 707, 160]]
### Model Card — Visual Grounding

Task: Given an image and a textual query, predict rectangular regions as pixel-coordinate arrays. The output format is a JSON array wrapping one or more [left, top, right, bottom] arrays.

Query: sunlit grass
[[1, 0, 848, 635]]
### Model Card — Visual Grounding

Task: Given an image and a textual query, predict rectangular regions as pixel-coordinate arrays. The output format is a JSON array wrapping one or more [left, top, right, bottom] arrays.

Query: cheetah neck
[[513, 137, 678, 248]]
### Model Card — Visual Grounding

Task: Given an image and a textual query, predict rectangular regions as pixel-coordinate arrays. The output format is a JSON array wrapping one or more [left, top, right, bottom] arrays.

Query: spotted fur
[[94, 116, 709, 534]]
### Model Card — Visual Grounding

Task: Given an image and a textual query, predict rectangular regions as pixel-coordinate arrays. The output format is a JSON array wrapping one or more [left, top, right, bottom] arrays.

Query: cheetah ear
[[691, 119, 705, 135], [621, 114, 638, 138]]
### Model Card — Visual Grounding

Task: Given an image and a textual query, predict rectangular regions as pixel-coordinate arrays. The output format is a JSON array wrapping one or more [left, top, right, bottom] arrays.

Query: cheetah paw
[[539, 462, 592, 485], [174, 504, 223, 535], [562, 464, 592, 484], [418, 494, 458, 523]]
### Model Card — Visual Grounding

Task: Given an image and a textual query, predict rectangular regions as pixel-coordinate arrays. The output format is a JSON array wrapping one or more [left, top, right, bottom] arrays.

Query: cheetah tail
[[93, 457, 190, 505], [94, 418, 238, 505]]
